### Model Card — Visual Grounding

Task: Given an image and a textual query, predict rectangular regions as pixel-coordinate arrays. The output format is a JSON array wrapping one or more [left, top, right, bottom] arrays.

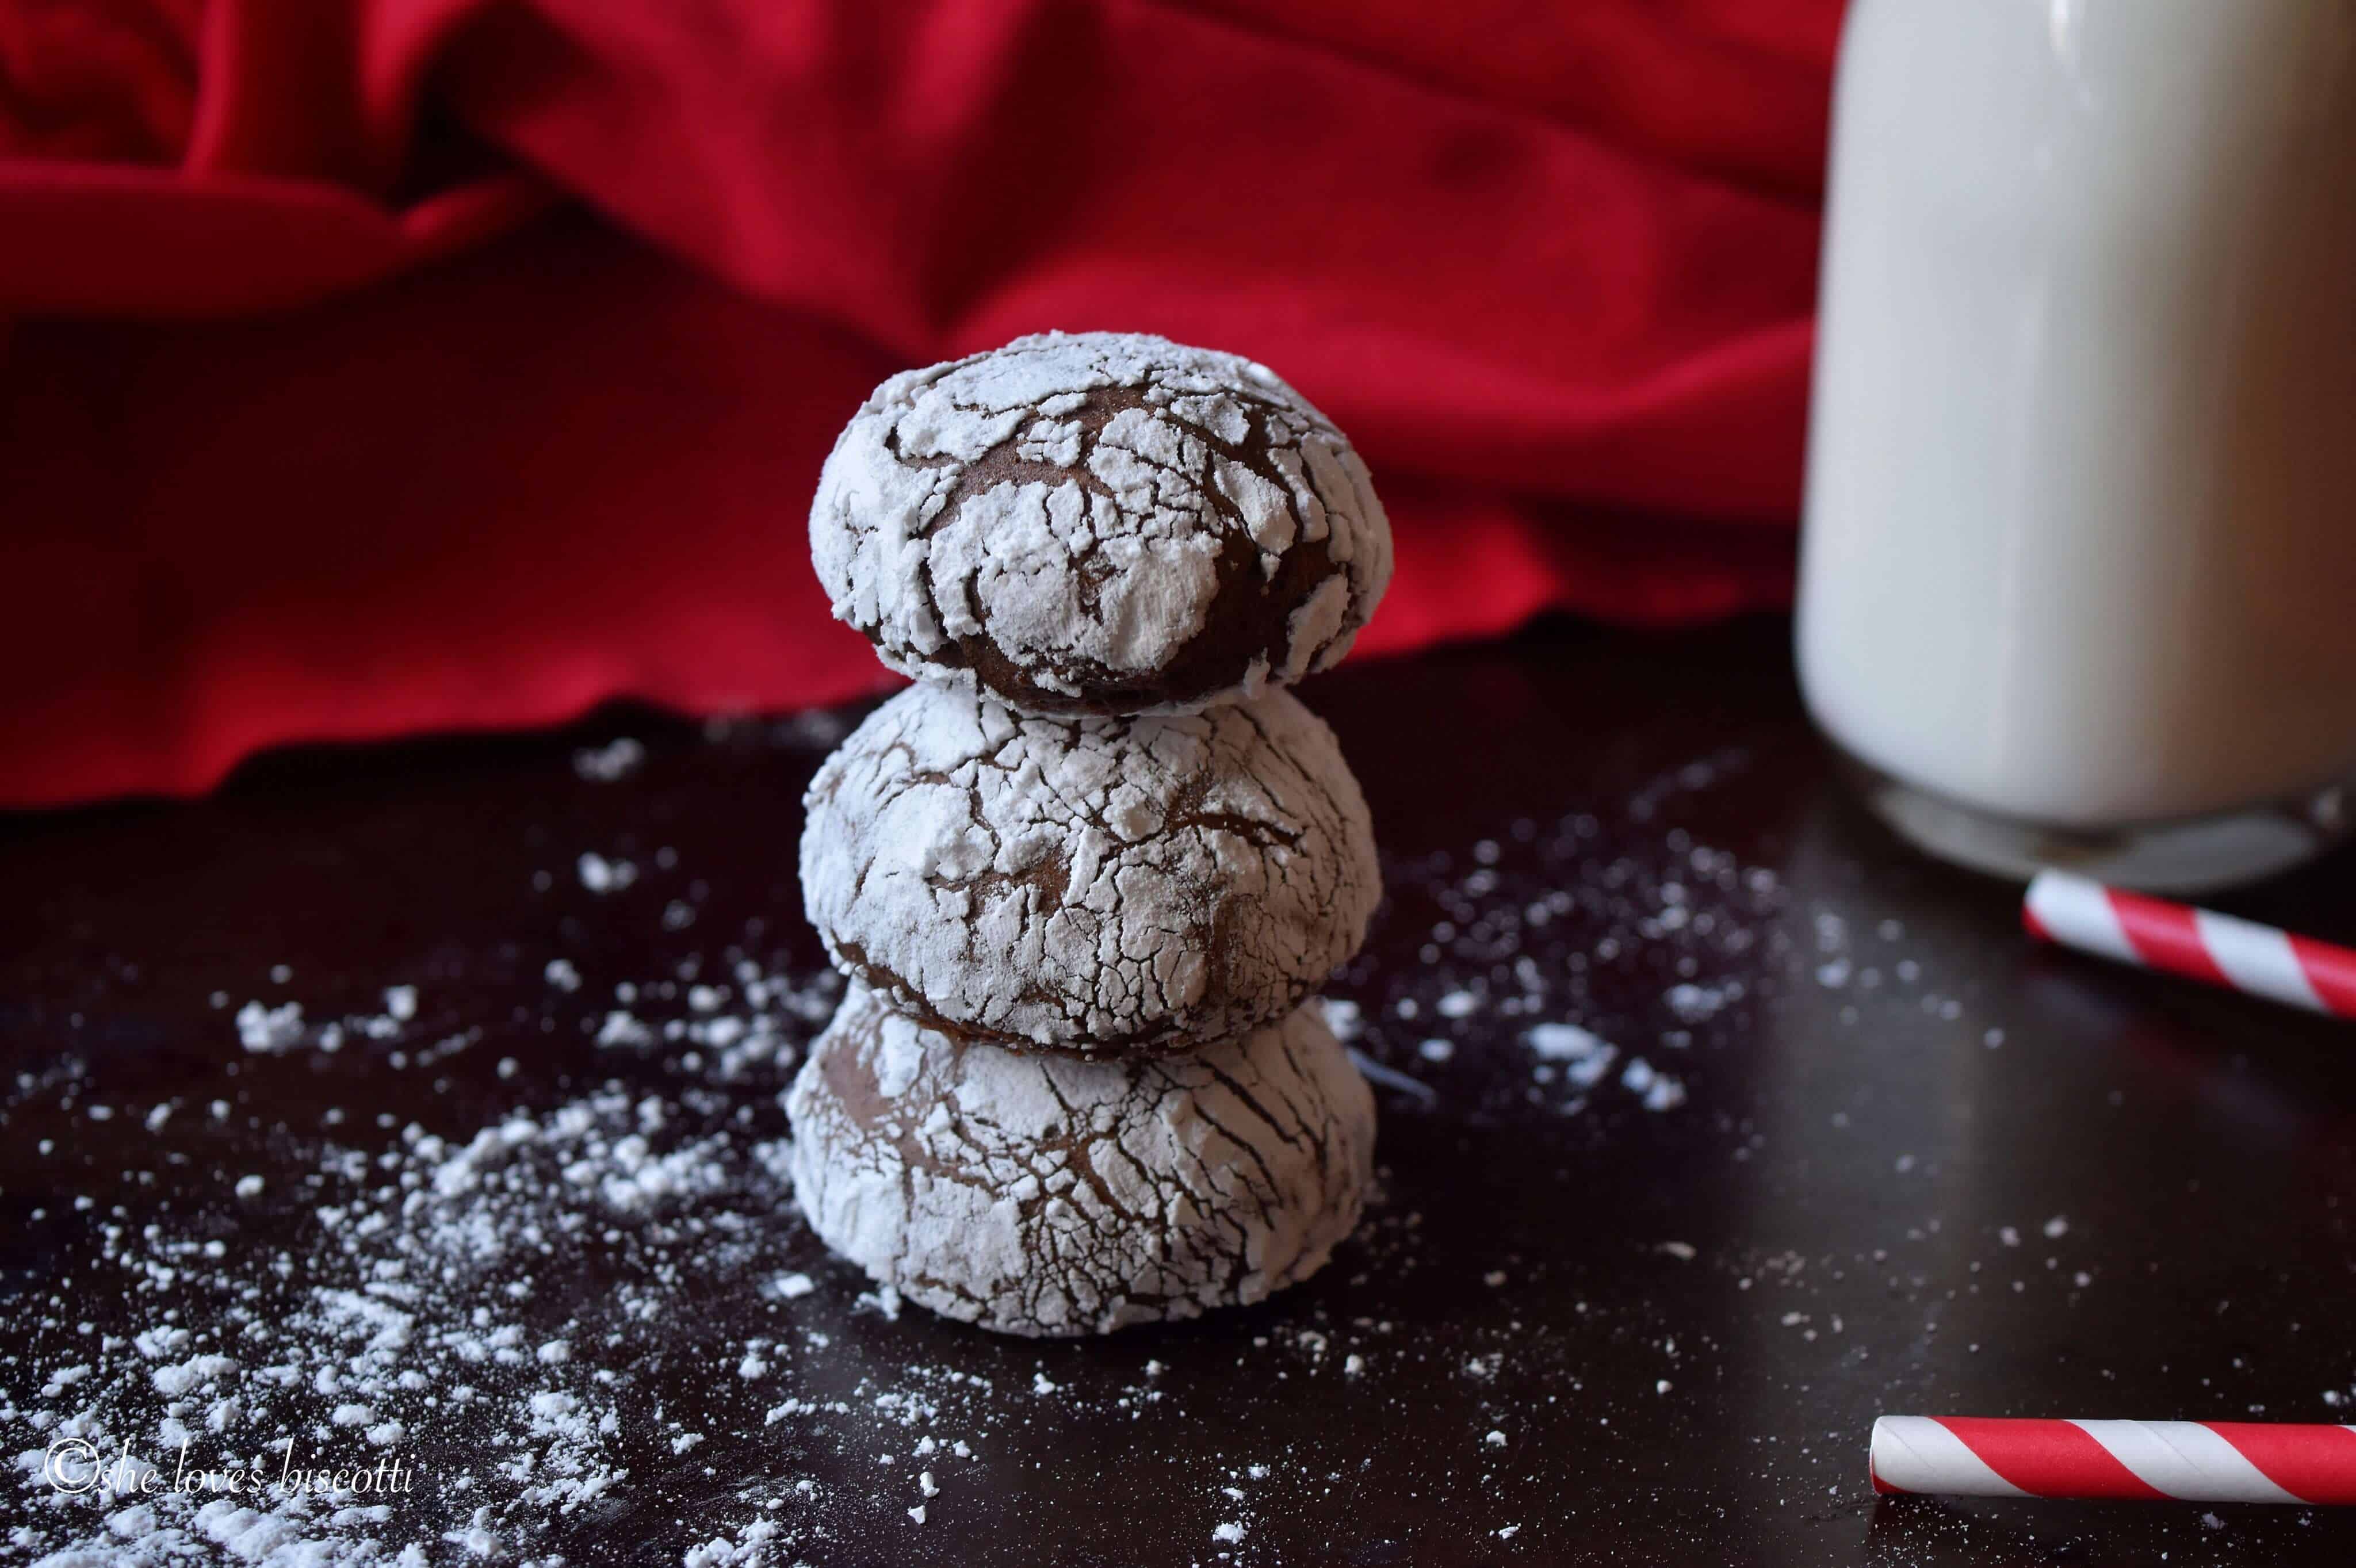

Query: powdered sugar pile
[[8, 1082, 800, 1563]]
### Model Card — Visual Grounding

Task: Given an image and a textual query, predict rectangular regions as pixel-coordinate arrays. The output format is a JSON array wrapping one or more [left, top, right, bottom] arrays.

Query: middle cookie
[[801, 682, 1379, 1056]]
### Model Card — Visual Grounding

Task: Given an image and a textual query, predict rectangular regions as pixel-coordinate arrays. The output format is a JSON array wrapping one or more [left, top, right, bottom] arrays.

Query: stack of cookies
[[786, 332, 1394, 1337]]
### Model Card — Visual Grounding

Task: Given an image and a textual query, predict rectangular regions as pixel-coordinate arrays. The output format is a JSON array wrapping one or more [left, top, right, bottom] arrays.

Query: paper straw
[[2022, 869, 2356, 1017], [1871, 1417, 2356, 1503]]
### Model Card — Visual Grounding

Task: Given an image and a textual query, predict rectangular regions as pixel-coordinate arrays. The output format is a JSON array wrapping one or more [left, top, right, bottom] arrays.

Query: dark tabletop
[[4, 617, 2353, 1568]]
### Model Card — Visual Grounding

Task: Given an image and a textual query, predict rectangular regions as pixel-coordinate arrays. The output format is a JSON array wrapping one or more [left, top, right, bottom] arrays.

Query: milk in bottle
[[1798, 0, 2356, 890]]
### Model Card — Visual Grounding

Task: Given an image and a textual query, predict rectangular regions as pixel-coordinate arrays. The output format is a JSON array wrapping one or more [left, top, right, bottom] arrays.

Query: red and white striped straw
[[1872, 1417, 2356, 1504], [2023, 869, 2356, 1017]]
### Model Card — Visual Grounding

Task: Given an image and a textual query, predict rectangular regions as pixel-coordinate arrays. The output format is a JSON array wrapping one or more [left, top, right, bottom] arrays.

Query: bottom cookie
[[786, 982, 1376, 1337]]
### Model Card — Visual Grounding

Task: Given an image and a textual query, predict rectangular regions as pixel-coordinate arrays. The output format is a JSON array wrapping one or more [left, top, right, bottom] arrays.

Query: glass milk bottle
[[1797, 0, 2356, 892]]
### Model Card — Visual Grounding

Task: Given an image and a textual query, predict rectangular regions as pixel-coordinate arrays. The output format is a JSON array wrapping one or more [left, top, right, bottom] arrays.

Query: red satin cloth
[[0, 0, 1839, 808]]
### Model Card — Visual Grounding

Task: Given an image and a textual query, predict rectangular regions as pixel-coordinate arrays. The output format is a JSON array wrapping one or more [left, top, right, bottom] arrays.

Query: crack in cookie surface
[[786, 983, 1376, 1337], [810, 331, 1394, 714], [800, 684, 1380, 1056]]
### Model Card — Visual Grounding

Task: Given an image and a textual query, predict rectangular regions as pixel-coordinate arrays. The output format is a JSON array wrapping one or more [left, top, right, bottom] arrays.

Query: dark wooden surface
[[5, 618, 2354, 1566]]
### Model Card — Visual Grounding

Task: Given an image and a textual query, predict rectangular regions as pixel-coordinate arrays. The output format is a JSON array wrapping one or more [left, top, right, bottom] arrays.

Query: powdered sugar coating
[[810, 331, 1393, 714], [786, 982, 1376, 1337], [801, 683, 1380, 1055]]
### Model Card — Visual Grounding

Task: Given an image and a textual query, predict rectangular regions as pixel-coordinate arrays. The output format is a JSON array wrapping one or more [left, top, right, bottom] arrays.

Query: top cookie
[[810, 331, 1393, 715]]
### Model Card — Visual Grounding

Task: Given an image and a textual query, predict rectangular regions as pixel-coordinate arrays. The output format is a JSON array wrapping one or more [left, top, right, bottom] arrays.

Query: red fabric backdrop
[[0, 0, 1842, 808]]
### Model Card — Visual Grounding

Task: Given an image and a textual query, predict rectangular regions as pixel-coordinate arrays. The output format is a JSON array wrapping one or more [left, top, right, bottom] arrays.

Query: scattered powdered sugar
[[9, 929, 882, 1563], [586, 961, 839, 1084], [21, 733, 1843, 1567], [9, 1087, 756, 1563], [1524, 1022, 1616, 1092], [234, 1001, 306, 1055], [1617, 1057, 1686, 1113], [576, 852, 638, 894], [1662, 982, 1732, 1024], [596, 1010, 655, 1049], [6, 1041, 1051, 1566], [14, 710, 2189, 1563], [234, 993, 421, 1060], [572, 737, 647, 783], [1327, 794, 1776, 1121]]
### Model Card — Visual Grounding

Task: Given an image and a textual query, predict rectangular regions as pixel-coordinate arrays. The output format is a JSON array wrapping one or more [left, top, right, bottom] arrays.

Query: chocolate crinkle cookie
[[810, 330, 1393, 714], [800, 681, 1380, 1057], [787, 982, 1376, 1337]]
